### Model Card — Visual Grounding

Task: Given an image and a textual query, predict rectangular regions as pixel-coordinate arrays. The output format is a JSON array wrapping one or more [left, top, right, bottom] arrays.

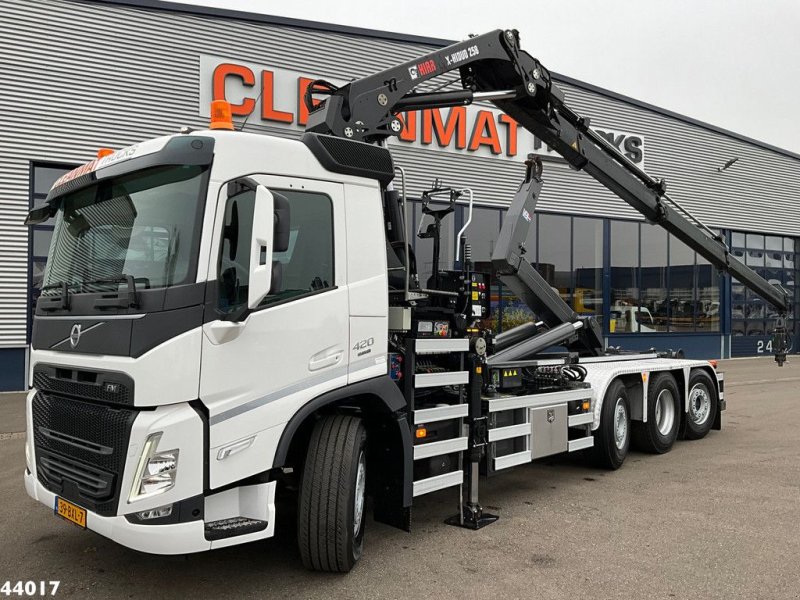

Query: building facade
[[0, 0, 798, 390]]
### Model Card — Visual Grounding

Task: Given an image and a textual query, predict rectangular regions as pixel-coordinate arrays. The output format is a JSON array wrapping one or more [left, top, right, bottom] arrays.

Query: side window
[[262, 189, 334, 305], [216, 186, 334, 315], [217, 188, 255, 315]]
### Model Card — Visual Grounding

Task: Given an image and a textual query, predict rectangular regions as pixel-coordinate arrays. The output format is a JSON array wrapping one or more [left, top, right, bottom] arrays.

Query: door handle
[[309, 351, 343, 371]]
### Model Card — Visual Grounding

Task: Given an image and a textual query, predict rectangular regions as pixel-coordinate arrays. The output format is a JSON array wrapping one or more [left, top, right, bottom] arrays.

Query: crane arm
[[306, 29, 790, 364]]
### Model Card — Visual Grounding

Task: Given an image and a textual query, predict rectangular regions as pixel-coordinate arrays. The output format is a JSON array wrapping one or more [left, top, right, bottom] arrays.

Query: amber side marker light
[[97, 148, 114, 158], [210, 100, 234, 130], [415, 428, 427, 439], [709, 360, 718, 369]]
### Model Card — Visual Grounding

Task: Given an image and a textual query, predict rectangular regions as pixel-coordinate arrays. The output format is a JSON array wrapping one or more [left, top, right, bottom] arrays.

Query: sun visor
[[45, 136, 216, 202]]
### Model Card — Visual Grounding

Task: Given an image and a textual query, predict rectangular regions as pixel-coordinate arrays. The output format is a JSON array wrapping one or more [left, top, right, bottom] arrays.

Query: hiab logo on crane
[[408, 59, 437, 80], [199, 56, 645, 166]]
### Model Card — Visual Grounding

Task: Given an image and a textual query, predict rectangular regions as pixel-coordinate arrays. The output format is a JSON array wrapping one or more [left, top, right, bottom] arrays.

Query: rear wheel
[[589, 379, 631, 470], [684, 369, 718, 440], [632, 372, 681, 454], [298, 414, 367, 572]]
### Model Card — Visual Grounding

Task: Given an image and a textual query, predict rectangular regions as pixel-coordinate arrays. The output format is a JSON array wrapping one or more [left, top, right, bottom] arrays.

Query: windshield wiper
[[86, 275, 146, 310], [39, 281, 71, 312]]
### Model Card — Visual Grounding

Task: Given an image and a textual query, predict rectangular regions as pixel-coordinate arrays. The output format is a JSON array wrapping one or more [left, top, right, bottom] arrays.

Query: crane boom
[[306, 29, 790, 364]]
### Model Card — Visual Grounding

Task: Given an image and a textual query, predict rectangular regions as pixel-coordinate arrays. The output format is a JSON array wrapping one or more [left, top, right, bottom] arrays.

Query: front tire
[[684, 369, 718, 440], [632, 372, 681, 454], [298, 414, 367, 572], [589, 379, 631, 470]]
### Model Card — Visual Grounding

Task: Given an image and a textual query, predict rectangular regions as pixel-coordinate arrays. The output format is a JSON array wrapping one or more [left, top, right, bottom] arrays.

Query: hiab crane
[[23, 29, 789, 572]]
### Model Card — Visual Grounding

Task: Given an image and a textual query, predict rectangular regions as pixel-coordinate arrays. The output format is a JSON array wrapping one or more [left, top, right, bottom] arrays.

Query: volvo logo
[[69, 324, 83, 348], [50, 321, 104, 350]]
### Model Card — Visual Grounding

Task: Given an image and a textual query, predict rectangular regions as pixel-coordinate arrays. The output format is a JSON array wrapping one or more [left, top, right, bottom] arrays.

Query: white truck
[[23, 30, 789, 572], [610, 305, 657, 333]]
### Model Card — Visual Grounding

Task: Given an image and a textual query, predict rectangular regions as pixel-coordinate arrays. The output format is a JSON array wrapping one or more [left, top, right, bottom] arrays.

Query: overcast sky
[[168, 0, 800, 154]]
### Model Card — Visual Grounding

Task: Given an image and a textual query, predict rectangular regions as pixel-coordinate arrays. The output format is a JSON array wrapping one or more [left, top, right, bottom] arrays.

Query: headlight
[[128, 433, 179, 502]]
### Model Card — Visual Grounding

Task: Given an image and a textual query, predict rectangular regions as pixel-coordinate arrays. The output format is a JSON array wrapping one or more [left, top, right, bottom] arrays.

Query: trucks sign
[[199, 56, 645, 167]]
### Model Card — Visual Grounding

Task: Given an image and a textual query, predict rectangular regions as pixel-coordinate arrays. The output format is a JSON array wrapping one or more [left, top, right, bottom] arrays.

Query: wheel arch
[[272, 375, 413, 530], [591, 373, 643, 429]]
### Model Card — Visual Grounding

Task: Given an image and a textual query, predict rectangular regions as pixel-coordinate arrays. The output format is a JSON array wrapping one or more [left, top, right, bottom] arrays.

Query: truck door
[[200, 175, 348, 488]]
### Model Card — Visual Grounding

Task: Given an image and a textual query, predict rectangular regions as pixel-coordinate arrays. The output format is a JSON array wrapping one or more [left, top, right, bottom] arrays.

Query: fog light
[[129, 433, 179, 502], [136, 504, 173, 520]]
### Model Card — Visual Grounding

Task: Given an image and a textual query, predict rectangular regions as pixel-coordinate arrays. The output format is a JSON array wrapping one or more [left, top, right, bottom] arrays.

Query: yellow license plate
[[55, 497, 87, 528]]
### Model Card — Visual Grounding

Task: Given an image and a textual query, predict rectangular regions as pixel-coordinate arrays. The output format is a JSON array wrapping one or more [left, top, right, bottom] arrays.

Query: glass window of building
[[668, 234, 695, 332], [765, 236, 783, 268], [572, 217, 603, 323], [745, 233, 765, 267], [695, 243, 720, 332], [640, 226, 668, 332], [731, 230, 795, 339], [537, 213, 571, 306], [610, 220, 639, 333]]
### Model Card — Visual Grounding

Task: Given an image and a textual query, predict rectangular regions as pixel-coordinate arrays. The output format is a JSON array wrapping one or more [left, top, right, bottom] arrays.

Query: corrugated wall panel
[[0, 0, 799, 349]]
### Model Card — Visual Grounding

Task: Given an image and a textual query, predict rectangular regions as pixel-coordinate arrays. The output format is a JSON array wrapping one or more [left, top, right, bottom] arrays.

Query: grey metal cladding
[[1, 0, 799, 349]]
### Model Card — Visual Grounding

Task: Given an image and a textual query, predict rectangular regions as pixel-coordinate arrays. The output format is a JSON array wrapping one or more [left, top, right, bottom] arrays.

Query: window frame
[[214, 182, 338, 319]]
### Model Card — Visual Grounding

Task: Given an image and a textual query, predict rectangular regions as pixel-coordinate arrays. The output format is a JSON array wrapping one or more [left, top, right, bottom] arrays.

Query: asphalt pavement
[[1, 357, 799, 599]]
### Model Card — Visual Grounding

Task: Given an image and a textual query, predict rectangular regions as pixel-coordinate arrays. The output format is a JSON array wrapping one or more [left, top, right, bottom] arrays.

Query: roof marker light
[[210, 100, 234, 130]]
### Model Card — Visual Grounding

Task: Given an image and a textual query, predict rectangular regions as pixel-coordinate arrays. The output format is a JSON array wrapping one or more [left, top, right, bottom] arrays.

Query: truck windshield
[[42, 165, 208, 293]]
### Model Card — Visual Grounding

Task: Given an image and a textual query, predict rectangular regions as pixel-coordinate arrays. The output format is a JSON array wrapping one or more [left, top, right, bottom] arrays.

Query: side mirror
[[24, 204, 56, 225], [247, 185, 275, 309]]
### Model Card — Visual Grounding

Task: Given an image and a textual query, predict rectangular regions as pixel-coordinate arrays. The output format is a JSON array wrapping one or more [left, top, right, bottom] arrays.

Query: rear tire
[[684, 369, 718, 440], [631, 372, 680, 454], [298, 414, 367, 573], [589, 379, 631, 470]]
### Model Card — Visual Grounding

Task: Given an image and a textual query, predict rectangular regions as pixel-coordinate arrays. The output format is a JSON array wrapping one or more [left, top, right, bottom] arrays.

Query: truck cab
[[24, 129, 399, 554]]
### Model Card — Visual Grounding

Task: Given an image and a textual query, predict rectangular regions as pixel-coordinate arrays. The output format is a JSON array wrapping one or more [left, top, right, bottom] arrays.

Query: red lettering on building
[[469, 110, 502, 154], [498, 114, 518, 157], [261, 70, 294, 123], [398, 112, 417, 142], [212, 63, 256, 116]]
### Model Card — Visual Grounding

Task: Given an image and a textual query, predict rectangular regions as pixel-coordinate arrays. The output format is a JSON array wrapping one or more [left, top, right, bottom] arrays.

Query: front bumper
[[25, 469, 207, 554], [25, 470, 277, 554]]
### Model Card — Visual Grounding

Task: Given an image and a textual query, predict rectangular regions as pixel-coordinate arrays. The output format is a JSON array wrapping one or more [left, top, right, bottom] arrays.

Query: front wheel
[[589, 379, 631, 470], [298, 414, 367, 572]]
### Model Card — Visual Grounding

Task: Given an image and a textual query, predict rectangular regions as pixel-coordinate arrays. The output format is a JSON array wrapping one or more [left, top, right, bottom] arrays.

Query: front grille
[[38, 452, 114, 500], [33, 365, 133, 406], [32, 392, 137, 516]]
